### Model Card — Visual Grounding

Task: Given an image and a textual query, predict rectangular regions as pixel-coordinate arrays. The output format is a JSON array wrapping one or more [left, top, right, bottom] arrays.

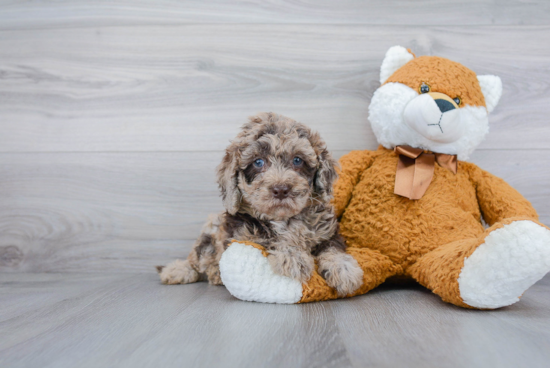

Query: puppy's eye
[[253, 159, 265, 168], [419, 83, 430, 94], [453, 97, 461, 106], [293, 157, 303, 166]]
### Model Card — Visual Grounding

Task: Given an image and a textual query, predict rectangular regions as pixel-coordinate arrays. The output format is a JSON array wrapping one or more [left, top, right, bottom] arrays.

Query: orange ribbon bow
[[394, 145, 457, 200]]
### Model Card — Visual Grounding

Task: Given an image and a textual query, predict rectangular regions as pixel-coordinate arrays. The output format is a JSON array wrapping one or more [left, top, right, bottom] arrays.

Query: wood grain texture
[[0, 151, 223, 272], [1, 0, 550, 29], [1, 25, 550, 152], [0, 149, 548, 273], [1, 272, 550, 368], [1, 3, 550, 368]]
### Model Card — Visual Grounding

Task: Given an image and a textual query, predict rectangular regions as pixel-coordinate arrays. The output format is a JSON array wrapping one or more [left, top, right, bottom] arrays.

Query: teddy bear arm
[[333, 150, 377, 217], [468, 164, 538, 226]]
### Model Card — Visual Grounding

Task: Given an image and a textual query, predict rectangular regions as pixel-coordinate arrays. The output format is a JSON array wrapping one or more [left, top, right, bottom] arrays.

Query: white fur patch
[[219, 242, 303, 304], [403, 93, 463, 143], [368, 83, 489, 160], [380, 45, 414, 84], [477, 75, 502, 113], [458, 221, 550, 309]]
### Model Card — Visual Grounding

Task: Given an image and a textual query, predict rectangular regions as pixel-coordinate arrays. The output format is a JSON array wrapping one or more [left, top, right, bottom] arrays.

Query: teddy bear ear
[[477, 75, 502, 113], [379, 46, 415, 84]]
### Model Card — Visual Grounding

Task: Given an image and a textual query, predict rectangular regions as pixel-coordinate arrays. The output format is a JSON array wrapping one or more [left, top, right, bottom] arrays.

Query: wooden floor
[[1, 1, 550, 367], [1, 273, 550, 368]]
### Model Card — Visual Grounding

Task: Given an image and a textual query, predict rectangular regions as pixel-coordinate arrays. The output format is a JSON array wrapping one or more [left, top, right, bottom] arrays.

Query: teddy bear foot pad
[[220, 241, 303, 304], [458, 220, 550, 309]]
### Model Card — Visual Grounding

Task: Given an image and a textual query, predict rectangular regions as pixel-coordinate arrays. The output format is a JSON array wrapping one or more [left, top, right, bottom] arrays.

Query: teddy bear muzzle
[[403, 92, 464, 143]]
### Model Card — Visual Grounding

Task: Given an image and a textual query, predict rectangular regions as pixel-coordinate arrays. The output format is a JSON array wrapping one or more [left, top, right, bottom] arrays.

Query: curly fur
[[158, 112, 362, 296]]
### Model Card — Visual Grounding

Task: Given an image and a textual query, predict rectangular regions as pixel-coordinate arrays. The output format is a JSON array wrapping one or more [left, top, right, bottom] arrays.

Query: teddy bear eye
[[453, 97, 461, 105], [419, 83, 430, 94]]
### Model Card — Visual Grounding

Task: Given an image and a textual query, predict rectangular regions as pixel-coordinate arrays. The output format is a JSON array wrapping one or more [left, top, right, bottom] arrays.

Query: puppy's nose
[[434, 98, 456, 113], [272, 185, 291, 200]]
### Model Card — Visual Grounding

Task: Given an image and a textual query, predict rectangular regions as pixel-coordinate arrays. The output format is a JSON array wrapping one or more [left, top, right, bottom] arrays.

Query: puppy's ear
[[314, 149, 338, 200], [299, 127, 338, 201], [216, 144, 242, 215]]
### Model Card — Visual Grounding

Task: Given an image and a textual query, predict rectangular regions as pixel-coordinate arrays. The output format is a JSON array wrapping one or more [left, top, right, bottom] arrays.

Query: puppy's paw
[[268, 249, 314, 284], [318, 251, 364, 297], [158, 259, 199, 285], [206, 264, 224, 286]]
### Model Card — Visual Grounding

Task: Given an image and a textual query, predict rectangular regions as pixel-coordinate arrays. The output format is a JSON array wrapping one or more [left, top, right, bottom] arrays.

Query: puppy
[[157, 113, 363, 296]]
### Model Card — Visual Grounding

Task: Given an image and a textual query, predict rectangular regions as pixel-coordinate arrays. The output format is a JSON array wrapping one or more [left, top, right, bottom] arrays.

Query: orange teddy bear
[[219, 46, 550, 309]]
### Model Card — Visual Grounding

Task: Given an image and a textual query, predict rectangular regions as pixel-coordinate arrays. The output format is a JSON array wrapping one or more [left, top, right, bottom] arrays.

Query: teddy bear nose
[[272, 185, 291, 200], [435, 99, 456, 113]]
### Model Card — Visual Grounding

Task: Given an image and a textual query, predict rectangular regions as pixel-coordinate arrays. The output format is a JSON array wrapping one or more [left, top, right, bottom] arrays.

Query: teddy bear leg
[[407, 237, 482, 308], [408, 219, 550, 309], [219, 241, 399, 304], [300, 247, 400, 303]]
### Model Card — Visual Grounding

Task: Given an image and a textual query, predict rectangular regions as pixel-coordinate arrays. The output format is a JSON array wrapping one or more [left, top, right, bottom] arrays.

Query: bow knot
[[394, 145, 457, 200]]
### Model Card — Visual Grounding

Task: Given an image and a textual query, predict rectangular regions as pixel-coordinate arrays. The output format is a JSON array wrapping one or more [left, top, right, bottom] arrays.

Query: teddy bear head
[[368, 46, 502, 160]]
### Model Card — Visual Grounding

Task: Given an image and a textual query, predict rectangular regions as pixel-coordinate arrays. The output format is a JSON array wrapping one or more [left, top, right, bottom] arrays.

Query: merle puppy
[[158, 113, 363, 296]]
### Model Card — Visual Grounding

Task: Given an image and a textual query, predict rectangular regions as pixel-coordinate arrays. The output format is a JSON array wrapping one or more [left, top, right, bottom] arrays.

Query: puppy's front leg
[[267, 243, 314, 284], [314, 234, 364, 297]]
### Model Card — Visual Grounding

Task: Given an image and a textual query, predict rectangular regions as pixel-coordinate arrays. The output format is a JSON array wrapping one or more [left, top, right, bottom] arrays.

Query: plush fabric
[[334, 148, 538, 268], [219, 46, 550, 308], [385, 55, 486, 107], [220, 241, 303, 304]]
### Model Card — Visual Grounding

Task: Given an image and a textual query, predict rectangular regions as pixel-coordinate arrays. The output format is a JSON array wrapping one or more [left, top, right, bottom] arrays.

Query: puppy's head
[[217, 112, 337, 221]]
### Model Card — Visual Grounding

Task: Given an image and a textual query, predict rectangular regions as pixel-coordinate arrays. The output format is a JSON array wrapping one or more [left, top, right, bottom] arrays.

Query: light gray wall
[[1, 1, 549, 272]]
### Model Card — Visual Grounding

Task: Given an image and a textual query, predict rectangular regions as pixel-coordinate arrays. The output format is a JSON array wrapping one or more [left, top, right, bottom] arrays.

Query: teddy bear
[[218, 46, 550, 309]]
